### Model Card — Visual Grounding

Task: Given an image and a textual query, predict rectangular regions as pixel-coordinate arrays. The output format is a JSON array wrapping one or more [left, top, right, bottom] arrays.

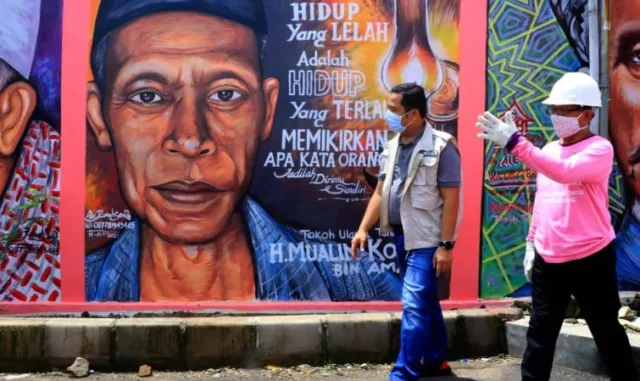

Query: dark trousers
[[522, 242, 637, 381]]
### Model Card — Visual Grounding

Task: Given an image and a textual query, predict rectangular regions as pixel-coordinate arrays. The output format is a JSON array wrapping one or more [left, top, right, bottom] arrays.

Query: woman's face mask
[[550, 113, 588, 138], [385, 110, 410, 133]]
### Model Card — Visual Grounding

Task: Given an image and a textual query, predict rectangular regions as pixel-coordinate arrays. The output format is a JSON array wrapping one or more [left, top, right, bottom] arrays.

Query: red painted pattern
[[0, 122, 61, 302]]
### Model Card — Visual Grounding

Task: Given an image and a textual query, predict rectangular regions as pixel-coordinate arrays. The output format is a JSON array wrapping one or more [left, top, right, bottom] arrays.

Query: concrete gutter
[[0, 307, 522, 373], [507, 318, 640, 378]]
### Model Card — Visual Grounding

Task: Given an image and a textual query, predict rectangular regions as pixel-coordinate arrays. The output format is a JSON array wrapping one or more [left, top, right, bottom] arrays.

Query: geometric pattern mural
[[480, 0, 627, 298]]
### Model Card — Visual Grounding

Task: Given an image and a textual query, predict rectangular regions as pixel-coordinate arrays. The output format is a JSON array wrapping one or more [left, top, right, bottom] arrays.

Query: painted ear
[[0, 81, 36, 156], [86, 82, 113, 150], [261, 77, 280, 141]]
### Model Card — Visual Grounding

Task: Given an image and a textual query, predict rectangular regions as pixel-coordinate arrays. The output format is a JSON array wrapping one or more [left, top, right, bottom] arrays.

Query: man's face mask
[[385, 110, 410, 134], [551, 113, 588, 138]]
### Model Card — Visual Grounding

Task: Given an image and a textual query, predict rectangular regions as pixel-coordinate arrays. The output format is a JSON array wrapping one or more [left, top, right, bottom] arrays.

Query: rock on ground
[[619, 306, 637, 321], [138, 365, 152, 377], [66, 357, 90, 378]]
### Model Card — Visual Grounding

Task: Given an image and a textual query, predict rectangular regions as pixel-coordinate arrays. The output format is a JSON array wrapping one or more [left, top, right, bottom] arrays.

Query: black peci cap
[[91, 0, 268, 57]]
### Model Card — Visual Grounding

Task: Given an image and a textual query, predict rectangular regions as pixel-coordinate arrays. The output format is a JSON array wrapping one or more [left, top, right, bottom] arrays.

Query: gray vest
[[380, 126, 463, 251]]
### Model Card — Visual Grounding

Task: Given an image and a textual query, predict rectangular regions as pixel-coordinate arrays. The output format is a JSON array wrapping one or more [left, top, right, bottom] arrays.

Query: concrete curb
[[510, 292, 640, 317], [507, 318, 640, 378], [0, 307, 521, 372]]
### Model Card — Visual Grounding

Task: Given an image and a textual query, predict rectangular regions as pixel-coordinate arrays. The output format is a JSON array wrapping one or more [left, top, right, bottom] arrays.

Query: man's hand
[[350, 230, 368, 259], [433, 247, 453, 277], [524, 241, 535, 283], [476, 111, 518, 147]]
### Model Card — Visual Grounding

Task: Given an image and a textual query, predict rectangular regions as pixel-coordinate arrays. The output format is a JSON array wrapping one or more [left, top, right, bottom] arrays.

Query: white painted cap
[[0, 0, 42, 78]]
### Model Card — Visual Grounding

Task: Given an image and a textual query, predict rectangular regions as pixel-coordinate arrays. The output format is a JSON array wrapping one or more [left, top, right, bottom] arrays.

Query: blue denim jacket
[[615, 210, 640, 291], [86, 197, 402, 301]]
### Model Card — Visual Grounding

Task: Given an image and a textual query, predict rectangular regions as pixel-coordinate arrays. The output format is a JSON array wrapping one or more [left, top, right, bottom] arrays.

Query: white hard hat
[[0, 0, 42, 78], [542, 72, 602, 107]]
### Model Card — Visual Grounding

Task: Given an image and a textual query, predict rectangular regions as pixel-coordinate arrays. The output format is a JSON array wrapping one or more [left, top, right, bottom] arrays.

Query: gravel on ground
[[0, 356, 609, 381]]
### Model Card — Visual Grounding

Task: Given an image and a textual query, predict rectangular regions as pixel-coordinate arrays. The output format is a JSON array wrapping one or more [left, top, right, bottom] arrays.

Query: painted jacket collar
[[86, 197, 402, 302], [614, 207, 640, 290]]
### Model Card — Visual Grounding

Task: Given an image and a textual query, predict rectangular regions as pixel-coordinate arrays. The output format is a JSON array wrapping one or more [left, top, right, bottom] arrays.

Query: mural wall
[[4, 0, 629, 306], [0, 0, 62, 302], [480, 0, 636, 298], [609, 1, 640, 291], [84, 0, 460, 302]]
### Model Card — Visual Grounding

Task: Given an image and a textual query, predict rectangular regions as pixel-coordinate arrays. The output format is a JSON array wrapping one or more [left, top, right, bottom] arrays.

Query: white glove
[[476, 111, 518, 147], [524, 241, 535, 283]]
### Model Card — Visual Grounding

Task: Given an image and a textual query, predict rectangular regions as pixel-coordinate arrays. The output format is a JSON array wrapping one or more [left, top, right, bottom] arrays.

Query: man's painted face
[[88, 12, 279, 244], [610, 3, 640, 200]]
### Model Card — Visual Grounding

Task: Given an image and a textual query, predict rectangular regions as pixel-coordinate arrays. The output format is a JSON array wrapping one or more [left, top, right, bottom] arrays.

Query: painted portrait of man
[[609, 1, 640, 290], [85, 0, 402, 302], [0, 0, 62, 302]]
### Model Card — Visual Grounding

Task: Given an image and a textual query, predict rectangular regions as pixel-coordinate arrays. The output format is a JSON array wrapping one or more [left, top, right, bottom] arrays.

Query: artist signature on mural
[[85, 209, 132, 222], [85, 208, 135, 236]]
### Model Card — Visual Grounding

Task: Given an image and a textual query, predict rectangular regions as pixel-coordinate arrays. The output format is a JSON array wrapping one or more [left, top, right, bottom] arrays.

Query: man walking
[[477, 72, 637, 381], [351, 83, 462, 380]]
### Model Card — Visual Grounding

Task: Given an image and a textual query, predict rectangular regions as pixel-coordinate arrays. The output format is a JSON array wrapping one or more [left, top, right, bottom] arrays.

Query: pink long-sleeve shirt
[[511, 135, 616, 263]]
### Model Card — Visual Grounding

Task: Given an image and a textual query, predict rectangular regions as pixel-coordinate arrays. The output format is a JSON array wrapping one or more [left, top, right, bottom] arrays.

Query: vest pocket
[[410, 159, 439, 210], [413, 156, 438, 185]]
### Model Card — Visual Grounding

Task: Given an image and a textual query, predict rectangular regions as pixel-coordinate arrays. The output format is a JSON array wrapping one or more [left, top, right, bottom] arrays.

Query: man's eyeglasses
[[546, 106, 587, 116]]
